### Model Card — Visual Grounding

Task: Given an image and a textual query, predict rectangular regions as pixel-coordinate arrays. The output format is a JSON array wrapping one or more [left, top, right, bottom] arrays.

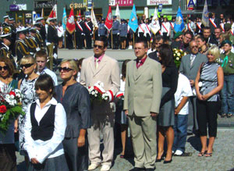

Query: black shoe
[[163, 159, 172, 164], [156, 158, 163, 162], [145, 168, 155, 171]]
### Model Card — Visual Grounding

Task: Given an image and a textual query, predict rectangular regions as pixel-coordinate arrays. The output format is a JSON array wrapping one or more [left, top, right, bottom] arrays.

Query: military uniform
[[112, 19, 120, 49], [98, 22, 107, 39], [15, 39, 30, 62], [47, 22, 58, 56], [84, 20, 93, 49], [25, 36, 37, 54], [75, 19, 85, 49]]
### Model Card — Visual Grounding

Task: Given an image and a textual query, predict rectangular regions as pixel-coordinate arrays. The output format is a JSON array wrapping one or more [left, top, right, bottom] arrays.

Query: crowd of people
[[0, 11, 233, 171]]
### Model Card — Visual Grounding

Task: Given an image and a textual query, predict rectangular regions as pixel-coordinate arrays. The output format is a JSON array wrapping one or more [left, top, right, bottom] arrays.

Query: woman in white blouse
[[24, 74, 68, 171]]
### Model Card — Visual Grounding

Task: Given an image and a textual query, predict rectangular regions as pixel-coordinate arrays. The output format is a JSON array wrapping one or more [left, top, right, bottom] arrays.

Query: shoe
[[163, 159, 172, 164], [205, 153, 212, 157], [145, 168, 155, 171], [174, 150, 183, 156], [100, 164, 111, 171], [156, 158, 163, 162], [120, 154, 125, 158], [88, 163, 100, 170], [227, 113, 232, 118], [129, 167, 145, 171]]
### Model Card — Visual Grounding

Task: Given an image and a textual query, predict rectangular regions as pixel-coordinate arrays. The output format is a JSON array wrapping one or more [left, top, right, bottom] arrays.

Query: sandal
[[198, 151, 206, 157], [205, 153, 212, 157]]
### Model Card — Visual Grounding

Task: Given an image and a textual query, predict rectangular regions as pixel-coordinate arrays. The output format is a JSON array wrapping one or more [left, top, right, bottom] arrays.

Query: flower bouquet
[[87, 81, 114, 104], [173, 48, 187, 68], [0, 86, 24, 134]]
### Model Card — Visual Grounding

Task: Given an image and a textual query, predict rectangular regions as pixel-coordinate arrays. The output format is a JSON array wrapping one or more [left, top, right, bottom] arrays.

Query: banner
[[91, 7, 98, 28], [62, 7, 67, 30], [115, 4, 121, 22], [174, 7, 185, 33], [147, 0, 172, 5], [149, 7, 160, 34], [66, 7, 75, 34], [128, 4, 138, 33], [202, 0, 209, 27], [105, 6, 113, 30], [109, 0, 133, 6]]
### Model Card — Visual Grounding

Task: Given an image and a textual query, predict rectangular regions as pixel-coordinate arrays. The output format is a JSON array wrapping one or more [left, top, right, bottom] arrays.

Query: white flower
[[91, 91, 95, 95], [94, 94, 97, 97]]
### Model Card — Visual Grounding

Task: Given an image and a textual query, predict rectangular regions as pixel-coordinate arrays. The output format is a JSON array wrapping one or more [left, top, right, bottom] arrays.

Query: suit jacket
[[179, 53, 207, 82], [80, 54, 120, 115], [124, 57, 162, 117], [47, 25, 58, 44]]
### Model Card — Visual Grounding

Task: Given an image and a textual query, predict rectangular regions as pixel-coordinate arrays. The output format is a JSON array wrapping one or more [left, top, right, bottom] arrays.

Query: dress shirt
[[136, 56, 147, 69], [190, 54, 196, 67], [24, 97, 66, 163], [94, 54, 105, 65], [37, 67, 58, 86]]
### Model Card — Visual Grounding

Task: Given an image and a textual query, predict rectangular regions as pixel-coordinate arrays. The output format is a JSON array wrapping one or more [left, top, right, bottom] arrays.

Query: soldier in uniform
[[47, 18, 58, 59], [31, 26, 45, 50], [119, 19, 128, 49], [25, 28, 37, 54], [84, 16, 93, 49], [35, 17, 46, 47], [75, 15, 85, 49], [0, 33, 16, 67], [2, 15, 9, 28], [112, 16, 120, 49], [98, 18, 107, 39], [15, 28, 30, 63]]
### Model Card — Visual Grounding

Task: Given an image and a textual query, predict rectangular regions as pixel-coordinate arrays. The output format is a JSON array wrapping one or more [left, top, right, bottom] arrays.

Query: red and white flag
[[105, 6, 113, 30], [66, 7, 75, 34], [46, 4, 57, 23]]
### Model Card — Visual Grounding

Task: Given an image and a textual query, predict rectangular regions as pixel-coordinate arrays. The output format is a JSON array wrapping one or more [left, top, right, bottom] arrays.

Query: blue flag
[[62, 7, 67, 30], [128, 4, 138, 33], [174, 7, 185, 33]]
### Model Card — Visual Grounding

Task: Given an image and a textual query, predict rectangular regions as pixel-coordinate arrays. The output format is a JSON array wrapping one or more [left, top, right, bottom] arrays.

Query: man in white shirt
[[35, 50, 58, 86], [173, 73, 193, 156]]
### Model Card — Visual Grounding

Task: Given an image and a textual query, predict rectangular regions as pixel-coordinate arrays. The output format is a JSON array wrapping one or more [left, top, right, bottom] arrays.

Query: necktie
[[95, 58, 99, 69], [136, 60, 142, 69], [190, 54, 196, 67], [222, 55, 228, 68]]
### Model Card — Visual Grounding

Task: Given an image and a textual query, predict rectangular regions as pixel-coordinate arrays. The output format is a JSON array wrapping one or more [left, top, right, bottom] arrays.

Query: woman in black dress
[[156, 44, 178, 163]]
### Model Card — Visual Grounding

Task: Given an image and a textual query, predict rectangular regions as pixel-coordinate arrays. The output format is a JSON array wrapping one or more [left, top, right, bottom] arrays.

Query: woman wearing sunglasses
[[55, 59, 91, 171], [0, 56, 18, 171], [18, 55, 39, 162], [24, 74, 68, 171]]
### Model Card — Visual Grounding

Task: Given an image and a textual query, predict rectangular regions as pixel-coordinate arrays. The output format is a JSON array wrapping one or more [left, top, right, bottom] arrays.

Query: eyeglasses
[[94, 45, 103, 49], [58, 67, 73, 72], [0, 66, 9, 71], [20, 63, 34, 69]]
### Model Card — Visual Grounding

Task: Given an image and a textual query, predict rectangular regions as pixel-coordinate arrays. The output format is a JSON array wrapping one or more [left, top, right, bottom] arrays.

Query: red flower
[[0, 105, 7, 114], [9, 91, 16, 96]]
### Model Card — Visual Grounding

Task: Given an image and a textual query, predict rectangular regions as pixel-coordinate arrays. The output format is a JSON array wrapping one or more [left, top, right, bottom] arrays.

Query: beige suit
[[80, 54, 120, 166], [124, 57, 162, 169]]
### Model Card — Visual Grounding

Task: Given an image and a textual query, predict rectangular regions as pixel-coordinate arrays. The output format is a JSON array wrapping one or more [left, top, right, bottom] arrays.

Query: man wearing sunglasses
[[80, 37, 120, 171]]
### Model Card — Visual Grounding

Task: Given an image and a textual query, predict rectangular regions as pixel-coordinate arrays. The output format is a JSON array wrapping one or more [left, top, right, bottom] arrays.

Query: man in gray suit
[[124, 39, 162, 171], [179, 40, 207, 134], [80, 37, 120, 171]]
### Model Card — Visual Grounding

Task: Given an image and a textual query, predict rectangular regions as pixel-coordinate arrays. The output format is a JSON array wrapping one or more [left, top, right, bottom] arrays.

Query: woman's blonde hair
[[60, 59, 78, 78], [20, 55, 36, 65], [207, 45, 220, 60]]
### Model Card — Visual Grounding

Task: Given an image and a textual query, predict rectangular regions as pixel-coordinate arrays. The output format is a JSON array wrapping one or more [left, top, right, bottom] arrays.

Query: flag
[[202, 0, 209, 27], [174, 7, 185, 33], [128, 4, 138, 33], [105, 6, 113, 30], [91, 7, 98, 29], [66, 7, 75, 34], [149, 7, 160, 35], [41, 8, 44, 17], [46, 4, 57, 23], [32, 11, 37, 25], [62, 7, 67, 30], [115, 4, 120, 22]]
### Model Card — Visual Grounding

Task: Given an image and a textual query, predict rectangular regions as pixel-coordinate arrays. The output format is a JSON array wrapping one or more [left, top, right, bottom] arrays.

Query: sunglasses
[[0, 66, 9, 71], [20, 63, 34, 69], [94, 45, 104, 49], [58, 67, 73, 72]]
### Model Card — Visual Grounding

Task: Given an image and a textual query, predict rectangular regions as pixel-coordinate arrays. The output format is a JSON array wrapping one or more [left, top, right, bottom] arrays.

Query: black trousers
[[76, 33, 84, 49], [85, 34, 92, 49], [113, 34, 119, 49], [0, 144, 16, 171], [196, 100, 220, 137]]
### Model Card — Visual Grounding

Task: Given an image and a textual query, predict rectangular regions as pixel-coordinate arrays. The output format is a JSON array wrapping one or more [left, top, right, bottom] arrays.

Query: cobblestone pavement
[[17, 128, 234, 171]]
